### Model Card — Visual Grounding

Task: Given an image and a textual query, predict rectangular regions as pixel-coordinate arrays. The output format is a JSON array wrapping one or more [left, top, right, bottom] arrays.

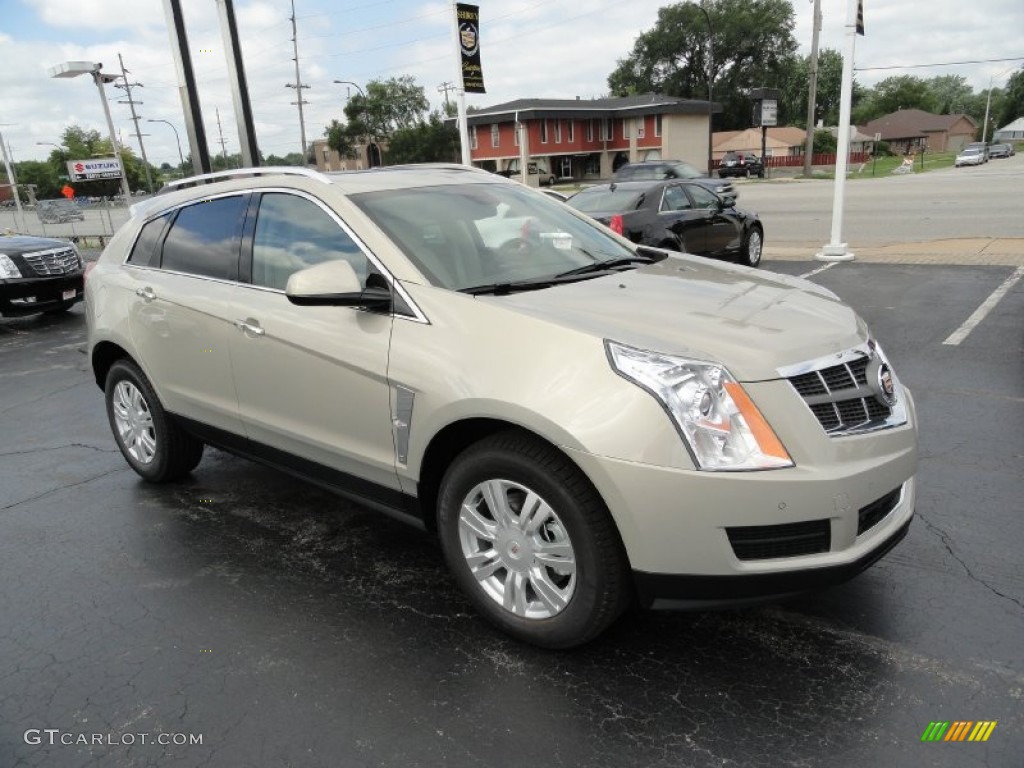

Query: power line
[[855, 57, 1024, 72], [114, 52, 155, 193]]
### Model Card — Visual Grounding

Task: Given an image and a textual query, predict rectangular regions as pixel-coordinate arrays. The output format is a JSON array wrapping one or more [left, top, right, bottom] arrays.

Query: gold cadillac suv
[[86, 165, 917, 648]]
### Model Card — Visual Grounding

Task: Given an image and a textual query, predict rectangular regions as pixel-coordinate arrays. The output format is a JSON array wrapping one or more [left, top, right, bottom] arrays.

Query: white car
[[86, 165, 918, 648], [954, 147, 985, 167]]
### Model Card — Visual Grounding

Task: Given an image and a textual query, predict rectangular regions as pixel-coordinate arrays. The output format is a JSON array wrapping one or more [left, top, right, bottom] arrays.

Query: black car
[[988, 143, 1011, 159], [0, 234, 85, 316], [613, 160, 737, 202], [717, 151, 765, 178], [568, 180, 763, 267]]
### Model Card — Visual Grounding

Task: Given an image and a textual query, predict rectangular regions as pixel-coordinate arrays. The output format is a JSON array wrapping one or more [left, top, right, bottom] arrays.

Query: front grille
[[787, 353, 892, 435], [727, 519, 831, 561], [857, 487, 902, 536], [23, 248, 80, 276]]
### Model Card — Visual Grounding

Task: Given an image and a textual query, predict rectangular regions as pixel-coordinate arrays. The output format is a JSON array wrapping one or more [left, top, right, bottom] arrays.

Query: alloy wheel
[[111, 380, 157, 464]]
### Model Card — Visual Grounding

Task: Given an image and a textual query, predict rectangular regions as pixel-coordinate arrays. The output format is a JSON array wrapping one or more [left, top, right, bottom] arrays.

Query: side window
[[661, 186, 690, 212], [161, 196, 246, 280], [251, 193, 368, 292], [127, 214, 171, 267], [687, 185, 719, 209]]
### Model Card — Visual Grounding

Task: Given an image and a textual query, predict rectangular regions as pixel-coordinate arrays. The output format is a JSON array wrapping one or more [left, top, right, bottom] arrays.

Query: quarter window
[[127, 214, 171, 267], [251, 193, 368, 291], [160, 196, 246, 280], [687, 185, 719, 209], [661, 186, 691, 212]]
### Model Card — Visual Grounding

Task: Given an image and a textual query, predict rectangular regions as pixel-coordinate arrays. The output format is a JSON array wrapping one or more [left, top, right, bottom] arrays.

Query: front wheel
[[105, 359, 204, 482], [437, 431, 630, 648], [741, 224, 763, 267]]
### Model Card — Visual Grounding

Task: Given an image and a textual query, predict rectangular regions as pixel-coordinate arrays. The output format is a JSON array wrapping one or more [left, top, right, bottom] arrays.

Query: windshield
[[568, 187, 644, 213], [353, 182, 636, 291]]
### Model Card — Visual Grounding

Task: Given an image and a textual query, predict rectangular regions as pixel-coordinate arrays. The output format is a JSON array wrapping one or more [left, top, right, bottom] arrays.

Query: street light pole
[[147, 119, 186, 174], [695, 3, 714, 177]]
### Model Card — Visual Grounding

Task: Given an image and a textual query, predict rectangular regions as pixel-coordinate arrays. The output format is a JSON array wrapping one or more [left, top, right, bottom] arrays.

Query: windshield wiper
[[459, 270, 618, 296], [554, 252, 658, 278]]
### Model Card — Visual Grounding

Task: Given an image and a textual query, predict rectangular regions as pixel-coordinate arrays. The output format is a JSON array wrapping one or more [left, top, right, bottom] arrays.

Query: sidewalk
[[765, 238, 1024, 266]]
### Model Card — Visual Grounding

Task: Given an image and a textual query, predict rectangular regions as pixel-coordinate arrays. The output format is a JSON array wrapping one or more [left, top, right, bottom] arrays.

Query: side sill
[[175, 415, 426, 530]]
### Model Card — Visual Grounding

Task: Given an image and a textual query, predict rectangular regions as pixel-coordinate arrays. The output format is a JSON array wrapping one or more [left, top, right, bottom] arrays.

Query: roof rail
[[161, 166, 332, 192]]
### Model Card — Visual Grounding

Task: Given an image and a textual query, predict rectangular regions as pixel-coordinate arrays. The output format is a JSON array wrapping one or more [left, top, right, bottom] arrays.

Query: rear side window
[[161, 196, 246, 280], [686, 185, 719, 209], [251, 193, 368, 291], [127, 214, 170, 266], [569, 188, 644, 213]]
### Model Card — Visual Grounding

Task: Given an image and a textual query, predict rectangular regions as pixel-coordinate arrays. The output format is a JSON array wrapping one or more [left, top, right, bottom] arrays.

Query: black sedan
[[0, 234, 85, 316], [567, 180, 764, 267]]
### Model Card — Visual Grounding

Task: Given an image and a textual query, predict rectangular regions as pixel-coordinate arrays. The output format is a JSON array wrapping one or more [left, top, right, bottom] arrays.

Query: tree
[[12, 160, 60, 200], [606, 0, 799, 130], [56, 125, 148, 195], [996, 67, 1024, 128], [779, 48, 854, 128], [385, 111, 459, 165], [325, 76, 431, 159], [852, 75, 937, 124], [926, 75, 974, 115]]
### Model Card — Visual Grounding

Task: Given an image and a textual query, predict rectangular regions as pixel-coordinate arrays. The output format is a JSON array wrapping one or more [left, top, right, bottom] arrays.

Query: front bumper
[[565, 383, 917, 605], [0, 273, 84, 316]]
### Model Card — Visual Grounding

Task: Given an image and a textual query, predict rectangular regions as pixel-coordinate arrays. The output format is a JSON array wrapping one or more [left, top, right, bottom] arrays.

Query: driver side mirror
[[286, 260, 391, 309]]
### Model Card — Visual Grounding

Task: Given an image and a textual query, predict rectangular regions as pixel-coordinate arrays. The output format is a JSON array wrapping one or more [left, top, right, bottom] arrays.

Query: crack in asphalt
[[917, 511, 1024, 611], [0, 379, 91, 417], [0, 442, 117, 457], [1, 467, 128, 512]]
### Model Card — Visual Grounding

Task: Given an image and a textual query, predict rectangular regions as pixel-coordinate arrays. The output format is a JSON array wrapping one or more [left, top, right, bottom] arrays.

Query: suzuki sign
[[66, 157, 123, 181]]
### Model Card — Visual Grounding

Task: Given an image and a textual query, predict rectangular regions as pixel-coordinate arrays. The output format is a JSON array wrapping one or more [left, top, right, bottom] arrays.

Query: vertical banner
[[456, 3, 486, 93], [856, 0, 864, 35]]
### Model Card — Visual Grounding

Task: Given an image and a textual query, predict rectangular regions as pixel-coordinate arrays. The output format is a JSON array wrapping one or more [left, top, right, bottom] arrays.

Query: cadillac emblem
[[869, 359, 898, 407]]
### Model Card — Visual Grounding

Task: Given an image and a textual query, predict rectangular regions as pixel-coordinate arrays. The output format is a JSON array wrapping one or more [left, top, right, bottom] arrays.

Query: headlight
[[607, 341, 793, 471], [0, 253, 22, 279]]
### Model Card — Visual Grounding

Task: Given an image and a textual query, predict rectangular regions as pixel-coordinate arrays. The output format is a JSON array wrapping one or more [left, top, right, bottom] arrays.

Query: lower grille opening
[[727, 519, 831, 561], [857, 487, 902, 536]]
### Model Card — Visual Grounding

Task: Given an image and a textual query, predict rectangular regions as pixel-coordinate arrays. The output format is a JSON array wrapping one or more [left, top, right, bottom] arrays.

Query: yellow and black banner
[[456, 3, 486, 93], [856, 0, 864, 35]]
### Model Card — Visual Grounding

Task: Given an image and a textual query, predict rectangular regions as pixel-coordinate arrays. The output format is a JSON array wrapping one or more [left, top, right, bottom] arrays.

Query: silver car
[[86, 165, 917, 648], [955, 147, 986, 167]]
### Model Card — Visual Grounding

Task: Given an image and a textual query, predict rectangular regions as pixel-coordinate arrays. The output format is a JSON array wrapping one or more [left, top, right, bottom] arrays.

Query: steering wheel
[[497, 238, 534, 259]]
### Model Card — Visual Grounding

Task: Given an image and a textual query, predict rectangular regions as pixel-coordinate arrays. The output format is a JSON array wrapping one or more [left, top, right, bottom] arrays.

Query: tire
[[437, 431, 631, 649], [105, 359, 204, 483], [740, 224, 763, 267]]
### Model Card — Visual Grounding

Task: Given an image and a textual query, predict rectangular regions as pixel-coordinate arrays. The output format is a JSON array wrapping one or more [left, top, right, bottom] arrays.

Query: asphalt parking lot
[[1, 254, 1022, 767]]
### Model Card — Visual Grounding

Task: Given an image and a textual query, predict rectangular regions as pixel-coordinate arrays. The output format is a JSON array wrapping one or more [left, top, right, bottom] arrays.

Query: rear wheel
[[741, 224, 763, 267], [105, 359, 204, 482], [437, 431, 631, 648]]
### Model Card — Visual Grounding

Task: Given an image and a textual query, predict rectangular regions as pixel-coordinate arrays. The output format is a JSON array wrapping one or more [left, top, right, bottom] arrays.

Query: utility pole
[[802, 0, 822, 178], [215, 107, 230, 165], [115, 53, 155, 193], [285, 0, 310, 158], [437, 81, 455, 108]]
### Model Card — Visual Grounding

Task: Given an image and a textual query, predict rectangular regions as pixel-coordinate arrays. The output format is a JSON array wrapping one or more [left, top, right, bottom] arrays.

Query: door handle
[[233, 319, 265, 336], [135, 286, 156, 302]]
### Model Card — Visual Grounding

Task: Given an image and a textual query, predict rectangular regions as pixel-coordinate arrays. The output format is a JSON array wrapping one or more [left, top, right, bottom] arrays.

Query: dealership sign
[[66, 157, 123, 181]]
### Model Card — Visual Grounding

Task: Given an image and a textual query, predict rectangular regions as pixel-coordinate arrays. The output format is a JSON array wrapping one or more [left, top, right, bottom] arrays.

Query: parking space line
[[800, 262, 840, 279], [943, 265, 1024, 346]]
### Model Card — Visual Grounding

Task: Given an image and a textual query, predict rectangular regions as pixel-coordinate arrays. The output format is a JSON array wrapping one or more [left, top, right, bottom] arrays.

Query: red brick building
[[464, 93, 719, 184]]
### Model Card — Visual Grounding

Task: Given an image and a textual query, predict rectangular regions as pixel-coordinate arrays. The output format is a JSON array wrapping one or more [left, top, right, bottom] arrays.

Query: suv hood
[[492, 256, 868, 381], [0, 235, 73, 255]]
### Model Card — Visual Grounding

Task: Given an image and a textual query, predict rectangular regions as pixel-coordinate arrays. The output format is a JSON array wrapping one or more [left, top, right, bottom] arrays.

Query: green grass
[[813, 151, 958, 179]]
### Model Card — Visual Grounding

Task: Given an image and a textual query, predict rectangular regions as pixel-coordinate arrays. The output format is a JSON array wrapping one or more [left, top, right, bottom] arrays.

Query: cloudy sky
[[1, 0, 1021, 167]]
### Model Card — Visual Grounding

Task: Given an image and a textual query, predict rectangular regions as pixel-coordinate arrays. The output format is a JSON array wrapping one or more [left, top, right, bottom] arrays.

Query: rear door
[[227, 190, 399, 495], [126, 194, 248, 436], [659, 183, 708, 254]]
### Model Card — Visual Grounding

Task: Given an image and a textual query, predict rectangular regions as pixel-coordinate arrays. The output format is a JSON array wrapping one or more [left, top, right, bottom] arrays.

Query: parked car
[[497, 159, 556, 186], [0, 233, 84, 316], [86, 165, 917, 648], [36, 198, 86, 224], [963, 142, 989, 162], [717, 151, 765, 178], [567, 179, 763, 267], [614, 160, 737, 202], [987, 143, 1011, 159], [954, 147, 986, 167]]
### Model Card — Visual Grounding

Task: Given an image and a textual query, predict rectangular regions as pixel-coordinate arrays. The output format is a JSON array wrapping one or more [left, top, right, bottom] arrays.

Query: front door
[[227, 191, 399, 494]]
